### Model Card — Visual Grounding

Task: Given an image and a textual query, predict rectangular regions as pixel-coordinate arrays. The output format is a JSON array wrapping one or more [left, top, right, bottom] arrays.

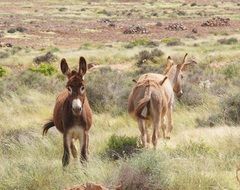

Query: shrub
[[166, 39, 183, 46], [7, 28, 16, 33], [161, 37, 183, 46], [97, 9, 111, 16], [7, 27, 26, 33], [30, 64, 57, 76], [33, 52, 58, 65], [115, 150, 169, 190], [222, 94, 240, 125], [86, 67, 133, 114], [136, 48, 164, 66], [0, 51, 9, 59], [0, 66, 6, 77], [58, 7, 67, 12], [191, 2, 197, 6], [179, 83, 204, 106], [124, 38, 158, 49], [105, 135, 140, 160], [217, 37, 238, 45]]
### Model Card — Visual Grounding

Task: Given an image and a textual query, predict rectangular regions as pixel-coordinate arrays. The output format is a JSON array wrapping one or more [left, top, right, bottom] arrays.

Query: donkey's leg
[[145, 120, 151, 144], [137, 119, 146, 147], [70, 140, 77, 159], [62, 132, 71, 167], [160, 116, 166, 139], [152, 117, 161, 149], [79, 128, 88, 162], [86, 131, 89, 155], [165, 106, 173, 139]]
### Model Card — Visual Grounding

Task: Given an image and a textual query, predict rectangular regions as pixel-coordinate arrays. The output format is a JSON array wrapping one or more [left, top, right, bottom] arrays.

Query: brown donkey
[[43, 57, 92, 167], [129, 53, 196, 141], [128, 76, 168, 148]]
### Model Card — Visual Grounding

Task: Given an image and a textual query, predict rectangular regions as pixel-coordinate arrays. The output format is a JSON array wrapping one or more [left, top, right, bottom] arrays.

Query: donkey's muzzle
[[176, 90, 183, 98], [72, 107, 82, 115]]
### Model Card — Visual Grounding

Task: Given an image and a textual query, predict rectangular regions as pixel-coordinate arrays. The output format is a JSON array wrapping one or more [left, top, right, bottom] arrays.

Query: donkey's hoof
[[165, 136, 171, 140]]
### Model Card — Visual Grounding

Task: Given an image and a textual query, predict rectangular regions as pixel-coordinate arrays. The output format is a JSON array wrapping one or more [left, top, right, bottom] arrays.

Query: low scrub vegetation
[[217, 37, 238, 45], [136, 48, 164, 66], [0, 66, 7, 77], [124, 38, 158, 49], [105, 135, 140, 160], [30, 64, 57, 76]]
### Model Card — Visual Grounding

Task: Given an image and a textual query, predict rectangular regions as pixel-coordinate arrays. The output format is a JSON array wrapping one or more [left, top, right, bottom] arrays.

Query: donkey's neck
[[165, 67, 177, 87]]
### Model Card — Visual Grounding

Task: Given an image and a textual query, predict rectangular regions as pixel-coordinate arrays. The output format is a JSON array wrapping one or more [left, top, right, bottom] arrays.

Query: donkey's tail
[[135, 85, 151, 120], [42, 119, 55, 136]]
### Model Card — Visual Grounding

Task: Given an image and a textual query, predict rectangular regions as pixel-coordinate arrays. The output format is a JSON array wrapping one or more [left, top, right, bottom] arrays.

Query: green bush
[[105, 135, 140, 160], [0, 66, 7, 77], [30, 64, 57, 76], [124, 38, 158, 48]]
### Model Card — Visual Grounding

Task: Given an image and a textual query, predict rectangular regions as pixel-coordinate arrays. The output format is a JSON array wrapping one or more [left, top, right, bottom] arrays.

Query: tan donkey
[[128, 53, 196, 147], [128, 76, 168, 148]]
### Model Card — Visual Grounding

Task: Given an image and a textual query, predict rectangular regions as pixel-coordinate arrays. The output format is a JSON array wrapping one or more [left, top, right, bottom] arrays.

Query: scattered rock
[[7, 27, 27, 33], [201, 17, 230, 27], [156, 22, 162, 27], [176, 10, 186, 16], [5, 43, 13, 48], [33, 52, 58, 65], [99, 19, 116, 27], [7, 28, 16, 33], [165, 23, 187, 31], [123, 24, 148, 34], [151, 12, 158, 16], [192, 28, 198, 33]]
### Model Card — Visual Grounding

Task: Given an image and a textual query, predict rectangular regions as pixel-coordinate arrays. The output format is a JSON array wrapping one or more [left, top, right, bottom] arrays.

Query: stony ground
[[0, 0, 240, 49]]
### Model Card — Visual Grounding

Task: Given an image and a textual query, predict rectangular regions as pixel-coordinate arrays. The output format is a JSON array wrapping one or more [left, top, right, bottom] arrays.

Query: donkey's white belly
[[69, 126, 84, 140]]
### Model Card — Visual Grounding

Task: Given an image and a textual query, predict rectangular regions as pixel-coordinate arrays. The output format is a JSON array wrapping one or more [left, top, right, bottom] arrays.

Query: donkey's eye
[[67, 86, 72, 94], [80, 86, 85, 94], [181, 75, 184, 79]]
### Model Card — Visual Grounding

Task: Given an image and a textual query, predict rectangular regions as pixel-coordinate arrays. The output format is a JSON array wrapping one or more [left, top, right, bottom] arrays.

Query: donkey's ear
[[79, 56, 87, 75], [166, 56, 174, 67], [181, 60, 197, 71], [178, 53, 188, 70], [164, 56, 174, 73], [60, 58, 70, 75]]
